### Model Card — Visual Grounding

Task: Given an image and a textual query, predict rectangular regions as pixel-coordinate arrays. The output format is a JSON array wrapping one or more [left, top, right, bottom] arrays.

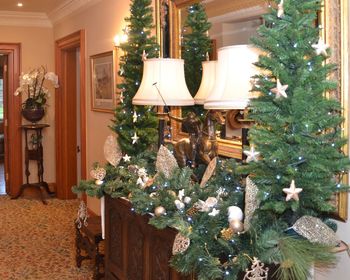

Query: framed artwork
[[90, 51, 115, 112]]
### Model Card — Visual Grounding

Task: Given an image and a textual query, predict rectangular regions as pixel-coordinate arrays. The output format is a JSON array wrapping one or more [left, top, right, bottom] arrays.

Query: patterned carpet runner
[[0, 196, 93, 279]]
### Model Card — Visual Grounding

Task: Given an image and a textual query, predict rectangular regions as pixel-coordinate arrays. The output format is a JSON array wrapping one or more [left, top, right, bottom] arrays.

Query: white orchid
[[14, 66, 59, 109]]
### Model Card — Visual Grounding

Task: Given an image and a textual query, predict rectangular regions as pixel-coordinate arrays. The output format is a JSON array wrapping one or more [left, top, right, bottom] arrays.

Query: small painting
[[91, 51, 115, 112]]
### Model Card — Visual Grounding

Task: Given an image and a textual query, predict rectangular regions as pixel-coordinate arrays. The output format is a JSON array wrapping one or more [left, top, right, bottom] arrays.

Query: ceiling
[[0, 0, 67, 14]]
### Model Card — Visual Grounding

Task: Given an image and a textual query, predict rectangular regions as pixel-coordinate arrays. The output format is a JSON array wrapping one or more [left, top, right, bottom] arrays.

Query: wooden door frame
[[0, 43, 22, 197], [55, 30, 86, 199]]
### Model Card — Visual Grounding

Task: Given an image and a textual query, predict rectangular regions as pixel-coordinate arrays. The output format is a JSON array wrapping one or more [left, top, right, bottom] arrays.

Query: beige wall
[[53, 0, 131, 214], [0, 25, 55, 184]]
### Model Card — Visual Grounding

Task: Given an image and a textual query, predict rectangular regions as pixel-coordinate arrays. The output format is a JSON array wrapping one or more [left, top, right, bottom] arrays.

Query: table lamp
[[133, 58, 194, 146], [194, 61, 217, 105], [202, 45, 260, 156], [204, 44, 260, 110]]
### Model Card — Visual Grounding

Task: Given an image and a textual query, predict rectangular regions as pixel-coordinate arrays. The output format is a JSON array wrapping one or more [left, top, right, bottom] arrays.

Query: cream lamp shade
[[132, 58, 194, 106], [204, 44, 260, 110], [194, 61, 217, 105]]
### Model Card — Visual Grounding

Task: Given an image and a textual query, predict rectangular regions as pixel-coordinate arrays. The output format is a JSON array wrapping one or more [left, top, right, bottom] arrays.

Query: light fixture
[[194, 61, 217, 105], [17, 2, 23, 7], [113, 34, 128, 47], [133, 58, 194, 106], [133, 58, 194, 147], [204, 44, 260, 110]]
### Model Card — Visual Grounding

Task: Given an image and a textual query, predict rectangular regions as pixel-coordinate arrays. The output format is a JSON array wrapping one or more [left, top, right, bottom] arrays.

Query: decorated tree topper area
[[74, 0, 350, 280]]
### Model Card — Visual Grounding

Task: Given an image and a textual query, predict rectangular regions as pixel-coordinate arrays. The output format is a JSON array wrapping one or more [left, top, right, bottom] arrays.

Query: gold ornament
[[154, 206, 166, 217], [167, 190, 177, 198], [156, 145, 178, 178], [221, 228, 234, 241], [283, 179, 303, 201], [243, 146, 260, 163], [186, 206, 199, 217], [244, 177, 259, 230], [172, 233, 190, 255], [271, 79, 288, 99], [243, 257, 269, 280], [90, 167, 106, 186], [200, 157, 217, 188], [292, 216, 339, 246], [229, 219, 244, 233], [103, 135, 123, 167]]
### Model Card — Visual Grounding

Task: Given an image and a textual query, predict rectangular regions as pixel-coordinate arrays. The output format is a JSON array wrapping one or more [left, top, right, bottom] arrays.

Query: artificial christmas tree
[[182, 3, 212, 118], [111, 0, 159, 157]]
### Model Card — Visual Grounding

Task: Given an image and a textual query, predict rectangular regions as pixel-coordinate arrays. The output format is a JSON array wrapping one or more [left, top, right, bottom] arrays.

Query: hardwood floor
[[0, 161, 5, 195]]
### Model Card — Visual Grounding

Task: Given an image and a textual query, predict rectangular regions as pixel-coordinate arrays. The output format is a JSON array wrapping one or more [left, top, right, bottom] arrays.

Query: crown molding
[[0, 11, 52, 28], [49, 0, 103, 24]]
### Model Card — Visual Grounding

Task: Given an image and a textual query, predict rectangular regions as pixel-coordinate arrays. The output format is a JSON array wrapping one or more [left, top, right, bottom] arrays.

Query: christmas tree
[[182, 3, 212, 117], [111, 0, 159, 157], [182, 3, 212, 96], [241, 0, 350, 278]]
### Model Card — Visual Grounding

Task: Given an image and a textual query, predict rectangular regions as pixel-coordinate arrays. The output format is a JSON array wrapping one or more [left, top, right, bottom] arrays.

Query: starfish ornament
[[119, 91, 125, 103], [277, 0, 284, 18], [208, 208, 220, 217], [244, 146, 260, 163], [142, 50, 148, 61], [283, 180, 303, 201], [271, 79, 288, 98], [119, 66, 125, 76], [131, 132, 139, 144], [312, 39, 329, 56], [133, 111, 138, 123], [123, 154, 131, 162]]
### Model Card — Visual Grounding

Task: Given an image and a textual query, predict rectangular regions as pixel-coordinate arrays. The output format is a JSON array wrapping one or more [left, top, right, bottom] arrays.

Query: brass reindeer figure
[[171, 111, 225, 168]]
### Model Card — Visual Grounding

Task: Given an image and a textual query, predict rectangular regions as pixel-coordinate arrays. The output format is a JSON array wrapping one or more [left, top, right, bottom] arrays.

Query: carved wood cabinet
[[105, 195, 191, 280]]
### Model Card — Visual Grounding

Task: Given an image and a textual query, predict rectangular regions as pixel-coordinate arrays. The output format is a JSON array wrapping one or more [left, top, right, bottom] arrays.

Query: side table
[[12, 124, 54, 204]]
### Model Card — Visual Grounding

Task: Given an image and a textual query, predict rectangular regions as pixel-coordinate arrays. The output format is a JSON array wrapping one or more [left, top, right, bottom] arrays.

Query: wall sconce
[[113, 34, 128, 48]]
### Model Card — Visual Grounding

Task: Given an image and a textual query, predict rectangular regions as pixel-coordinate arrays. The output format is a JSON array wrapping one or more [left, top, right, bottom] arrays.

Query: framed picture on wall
[[90, 51, 115, 112]]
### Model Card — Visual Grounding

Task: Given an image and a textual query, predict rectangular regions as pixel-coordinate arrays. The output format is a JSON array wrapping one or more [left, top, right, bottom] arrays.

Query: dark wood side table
[[12, 124, 54, 204]]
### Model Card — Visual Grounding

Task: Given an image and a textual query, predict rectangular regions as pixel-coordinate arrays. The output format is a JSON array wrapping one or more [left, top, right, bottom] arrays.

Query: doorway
[[0, 44, 22, 197], [0, 55, 6, 194], [55, 30, 86, 199]]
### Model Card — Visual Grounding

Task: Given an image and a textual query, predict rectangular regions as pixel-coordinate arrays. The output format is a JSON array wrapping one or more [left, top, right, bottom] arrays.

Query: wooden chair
[[75, 216, 104, 280]]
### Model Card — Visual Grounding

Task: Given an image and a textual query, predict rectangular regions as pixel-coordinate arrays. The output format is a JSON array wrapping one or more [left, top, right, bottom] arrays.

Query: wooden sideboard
[[105, 195, 191, 280]]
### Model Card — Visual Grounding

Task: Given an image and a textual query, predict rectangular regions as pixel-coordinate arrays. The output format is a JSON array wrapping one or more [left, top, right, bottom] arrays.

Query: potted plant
[[14, 66, 59, 123]]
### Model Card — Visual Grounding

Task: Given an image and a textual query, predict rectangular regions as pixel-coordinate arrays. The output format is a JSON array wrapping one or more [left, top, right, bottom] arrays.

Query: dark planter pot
[[21, 107, 45, 123]]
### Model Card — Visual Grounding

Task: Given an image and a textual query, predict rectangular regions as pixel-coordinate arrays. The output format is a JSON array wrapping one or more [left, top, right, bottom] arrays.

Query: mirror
[[164, 0, 268, 159], [156, 0, 348, 220]]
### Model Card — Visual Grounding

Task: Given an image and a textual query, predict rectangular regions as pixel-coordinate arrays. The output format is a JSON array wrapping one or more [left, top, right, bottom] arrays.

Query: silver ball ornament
[[154, 206, 166, 217], [229, 219, 244, 233]]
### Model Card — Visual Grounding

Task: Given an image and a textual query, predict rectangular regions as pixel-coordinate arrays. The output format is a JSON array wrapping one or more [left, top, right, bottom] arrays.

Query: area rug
[[0, 196, 93, 279]]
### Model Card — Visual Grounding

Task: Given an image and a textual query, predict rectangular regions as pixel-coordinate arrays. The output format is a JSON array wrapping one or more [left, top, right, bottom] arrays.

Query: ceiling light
[[17, 3, 23, 7]]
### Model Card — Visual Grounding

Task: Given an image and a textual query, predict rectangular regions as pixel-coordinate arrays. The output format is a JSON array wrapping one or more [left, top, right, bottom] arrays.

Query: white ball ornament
[[227, 206, 244, 222]]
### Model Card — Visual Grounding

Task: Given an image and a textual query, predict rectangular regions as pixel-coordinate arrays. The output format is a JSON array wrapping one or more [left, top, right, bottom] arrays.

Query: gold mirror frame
[[155, 0, 349, 220]]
